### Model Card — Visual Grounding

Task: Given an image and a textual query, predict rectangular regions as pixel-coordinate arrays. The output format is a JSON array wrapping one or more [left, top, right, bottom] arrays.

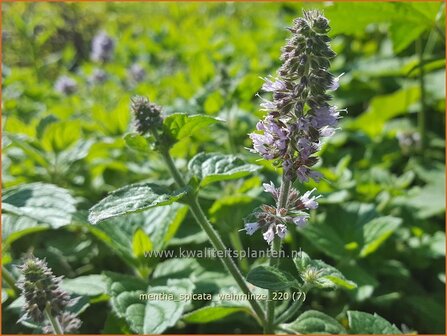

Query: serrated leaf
[[142, 279, 195, 334], [347, 311, 402, 334], [183, 305, 250, 323], [188, 153, 260, 186], [104, 272, 195, 334], [247, 266, 299, 290], [283, 310, 347, 334], [62, 275, 108, 296], [2, 183, 77, 229], [123, 133, 152, 153], [163, 113, 221, 141], [88, 183, 188, 224], [132, 228, 153, 258], [294, 252, 356, 290]]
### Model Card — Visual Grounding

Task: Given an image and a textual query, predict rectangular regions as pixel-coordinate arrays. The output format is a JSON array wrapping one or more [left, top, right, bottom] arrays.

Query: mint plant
[[4, 2, 443, 334], [86, 9, 404, 334]]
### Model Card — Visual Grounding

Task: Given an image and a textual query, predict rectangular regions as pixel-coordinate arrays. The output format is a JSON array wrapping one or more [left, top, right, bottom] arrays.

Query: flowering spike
[[17, 255, 81, 333], [130, 96, 163, 135], [245, 9, 339, 244]]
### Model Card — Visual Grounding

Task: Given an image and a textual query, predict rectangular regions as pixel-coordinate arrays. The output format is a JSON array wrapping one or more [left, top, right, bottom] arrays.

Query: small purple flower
[[54, 76, 77, 95], [244, 222, 260, 235], [276, 224, 288, 238], [293, 215, 308, 227], [91, 32, 115, 62], [296, 166, 323, 183], [319, 126, 336, 137], [263, 225, 275, 244], [311, 106, 339, 129], [300, 188, 320, 210], [328, 73, 343, 91], [249, 115, 289, 160], [262, 77, 287, 92]]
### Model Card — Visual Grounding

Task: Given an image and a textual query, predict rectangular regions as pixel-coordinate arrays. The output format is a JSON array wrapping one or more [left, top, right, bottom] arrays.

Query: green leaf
[[209, 195, 257, 233], [360, 216, 402, 257], [183, 305, 250, 324], [347, 311, 402, 334], [104, 272, 195, 334], [62, 275, 108, 297], [163, 113, 221, 141], [132, 228, 153, 258], [283, 310, 347, 334], [352, 86, 420, 137], [90, 204, 188, 268], [2, 183, 77, 229], [302, 203, 400, 260], [389, 22, 426, 54], [406, 177, 446, 219], [247, 266, 299, 290], [188, 153, 260, 186], [2, 289, 8, 304], [88, 183, 188, 224], [2, 213, 47, 247], [40, 120, 82, 153], [123, 133, 152, 153], [294, 252, 357, 290]]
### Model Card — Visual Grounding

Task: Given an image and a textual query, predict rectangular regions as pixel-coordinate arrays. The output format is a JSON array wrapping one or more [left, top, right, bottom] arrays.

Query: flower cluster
[[130, 96, 163, 135], [249, 10, 342, 183], [244, 182, 320, 243], [17, 255, 81, 333], [91, 31, 115, 62], [246, 10, 341, 244], [54, 75, 77, 95]]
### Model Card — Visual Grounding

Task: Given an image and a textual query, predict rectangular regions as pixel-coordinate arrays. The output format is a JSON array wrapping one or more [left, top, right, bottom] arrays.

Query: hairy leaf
[[163, 113, 221, 141], [88, 183, 188, 224], [188, 152, 259, 186], [247, 266, 299, 290], [284, 310, 347, 334], [347, 311, 402, 334]]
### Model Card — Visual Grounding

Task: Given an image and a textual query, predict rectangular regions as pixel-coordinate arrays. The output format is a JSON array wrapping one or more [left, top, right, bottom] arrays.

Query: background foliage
[[2, 2, 445, 334]]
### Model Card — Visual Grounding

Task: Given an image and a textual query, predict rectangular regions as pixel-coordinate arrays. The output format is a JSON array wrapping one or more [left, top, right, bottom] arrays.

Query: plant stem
[[2, 266, 19, 297], [416, 37, 427, 151], [159, 148, 266, 326], [275, 287, 309, 324], [265, 176, 291, 334], [229, 231, 249, 273], [44, 304, 64, 335]]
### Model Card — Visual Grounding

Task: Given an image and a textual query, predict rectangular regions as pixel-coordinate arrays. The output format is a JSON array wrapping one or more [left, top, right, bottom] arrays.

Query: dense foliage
[[2, 2, 445, 334]]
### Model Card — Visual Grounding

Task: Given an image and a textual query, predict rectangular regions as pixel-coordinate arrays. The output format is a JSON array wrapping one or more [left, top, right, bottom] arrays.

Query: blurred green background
[[2, 2, 446, 334]]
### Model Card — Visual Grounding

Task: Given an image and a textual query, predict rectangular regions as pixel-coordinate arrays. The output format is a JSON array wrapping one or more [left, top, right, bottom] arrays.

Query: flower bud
[[130, 96, 163, 135], [17, 256, 71, 323]]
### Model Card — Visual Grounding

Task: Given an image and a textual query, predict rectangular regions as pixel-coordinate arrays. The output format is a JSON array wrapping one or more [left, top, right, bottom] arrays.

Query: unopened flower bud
[[130, 96, 163, 135], [17, 256, 71, 323]]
